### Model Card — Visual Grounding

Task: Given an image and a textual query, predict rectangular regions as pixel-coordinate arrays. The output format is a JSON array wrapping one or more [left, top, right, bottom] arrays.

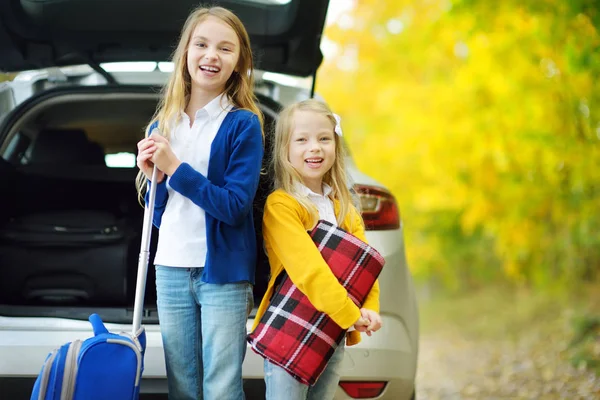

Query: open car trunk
[[0, 86, 277, 324], [0, 0, 330, 77], [0, 0, 330, 324]]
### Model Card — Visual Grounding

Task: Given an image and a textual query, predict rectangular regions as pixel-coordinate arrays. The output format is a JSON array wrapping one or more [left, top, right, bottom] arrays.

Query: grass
[[568, 314, 600, 374], [416, 281, 600, 374]]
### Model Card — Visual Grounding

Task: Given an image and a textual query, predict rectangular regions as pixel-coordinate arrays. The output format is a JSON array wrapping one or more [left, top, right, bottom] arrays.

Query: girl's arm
[[349, 207, 380, 312], [263, 196, 362, 329], [362, 277, 381, 312], [168, 114, 263, 226]]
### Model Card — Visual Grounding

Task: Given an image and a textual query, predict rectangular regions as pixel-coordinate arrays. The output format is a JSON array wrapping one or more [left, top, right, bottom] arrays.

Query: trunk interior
[[0, 87, 277, 324]]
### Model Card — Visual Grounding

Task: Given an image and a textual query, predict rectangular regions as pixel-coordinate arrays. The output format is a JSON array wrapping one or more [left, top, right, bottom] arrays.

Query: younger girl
[[135, 6, 263, 400], [252, 99, 382, 399]]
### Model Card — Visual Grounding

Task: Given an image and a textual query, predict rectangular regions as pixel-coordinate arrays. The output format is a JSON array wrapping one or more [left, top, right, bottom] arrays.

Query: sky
[[325, 0, 355, 25], [322, 0, 352, 59]]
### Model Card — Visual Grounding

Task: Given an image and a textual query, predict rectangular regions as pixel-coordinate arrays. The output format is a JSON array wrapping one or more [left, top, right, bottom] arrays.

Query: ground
[[415, 284, 600, 400]]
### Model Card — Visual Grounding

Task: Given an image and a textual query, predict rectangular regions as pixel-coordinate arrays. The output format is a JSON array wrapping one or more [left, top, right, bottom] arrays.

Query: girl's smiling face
[[187, 16, 240, 95], [288, 110, 336, 194]]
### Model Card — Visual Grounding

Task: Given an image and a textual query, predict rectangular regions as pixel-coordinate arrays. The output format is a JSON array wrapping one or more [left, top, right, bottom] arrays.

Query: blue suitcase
[[29, 166, 161, 400], [30, 314, 146, 400]]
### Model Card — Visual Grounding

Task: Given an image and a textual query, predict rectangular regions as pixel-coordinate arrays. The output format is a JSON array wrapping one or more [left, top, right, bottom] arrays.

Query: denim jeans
[[155, 265, 253, 400], [264, 343, 346, 400]]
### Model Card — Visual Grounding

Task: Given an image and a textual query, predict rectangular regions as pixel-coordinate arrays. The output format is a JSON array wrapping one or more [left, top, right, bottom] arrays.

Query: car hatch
[[0, 0, 330, 77]]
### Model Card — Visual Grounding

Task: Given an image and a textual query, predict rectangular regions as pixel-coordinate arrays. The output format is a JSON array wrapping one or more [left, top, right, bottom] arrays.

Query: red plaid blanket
[[247, 220, 385, 386]]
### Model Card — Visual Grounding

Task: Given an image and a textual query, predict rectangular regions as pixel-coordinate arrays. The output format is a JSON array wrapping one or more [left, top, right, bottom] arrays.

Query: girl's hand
[[150, 132, 182, 176], [359, 308, 383, 336], [136, 137, 165, 182], [352, 315, 370, 333]]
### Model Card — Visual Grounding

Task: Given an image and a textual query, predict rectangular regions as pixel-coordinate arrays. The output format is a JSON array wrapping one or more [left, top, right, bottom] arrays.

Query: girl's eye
[[320, 137, 332, 141], [221, 47, 231, 52], [296, 138, 306, 142], [196, 43, 206, 48]]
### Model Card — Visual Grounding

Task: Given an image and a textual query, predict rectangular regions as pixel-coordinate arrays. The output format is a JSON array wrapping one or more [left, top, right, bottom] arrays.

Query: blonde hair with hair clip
[[272, 99, 362, 231], [135, 6, 264, 202]]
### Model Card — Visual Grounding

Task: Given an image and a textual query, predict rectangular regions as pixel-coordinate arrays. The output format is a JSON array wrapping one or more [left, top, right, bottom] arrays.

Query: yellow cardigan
[[251, 189, 380, 346]]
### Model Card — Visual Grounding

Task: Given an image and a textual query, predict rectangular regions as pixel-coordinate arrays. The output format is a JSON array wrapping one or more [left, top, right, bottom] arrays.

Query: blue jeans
[[264, 343, 345, 400], [155, 266, 253, 400]]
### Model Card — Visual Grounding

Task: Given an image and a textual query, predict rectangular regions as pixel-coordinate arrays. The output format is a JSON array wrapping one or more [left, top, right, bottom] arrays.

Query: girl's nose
[[204, 48, 218, 60], [309, 141, 321, 151]]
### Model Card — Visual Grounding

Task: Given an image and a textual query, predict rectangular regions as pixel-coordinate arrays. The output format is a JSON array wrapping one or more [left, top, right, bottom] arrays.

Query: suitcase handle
[[89, 313, 109, 336], [131, 162, 160, 335]]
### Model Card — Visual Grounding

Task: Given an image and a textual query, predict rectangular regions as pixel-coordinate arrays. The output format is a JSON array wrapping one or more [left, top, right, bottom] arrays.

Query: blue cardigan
[[146, 109, 263, 284]]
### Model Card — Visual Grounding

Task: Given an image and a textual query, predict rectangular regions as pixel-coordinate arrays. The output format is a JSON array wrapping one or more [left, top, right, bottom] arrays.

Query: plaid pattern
[[247, 220, 385, 386]]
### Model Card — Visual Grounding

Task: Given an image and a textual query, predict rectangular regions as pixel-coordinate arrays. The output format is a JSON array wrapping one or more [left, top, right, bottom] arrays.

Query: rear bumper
[[0, 313, 416, 399]]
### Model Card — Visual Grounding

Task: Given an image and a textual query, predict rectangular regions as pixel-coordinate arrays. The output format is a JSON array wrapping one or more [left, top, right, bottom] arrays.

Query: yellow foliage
[[318, 0, 600, 288]]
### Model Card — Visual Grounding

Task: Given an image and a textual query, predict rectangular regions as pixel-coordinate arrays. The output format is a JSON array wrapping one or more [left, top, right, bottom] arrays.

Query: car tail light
[[353, 184, 400, 230], [339, 381, 387, 398]]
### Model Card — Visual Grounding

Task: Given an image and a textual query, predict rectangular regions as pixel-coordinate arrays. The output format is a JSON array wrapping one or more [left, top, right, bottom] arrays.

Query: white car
[[0, 0, 419, 399]]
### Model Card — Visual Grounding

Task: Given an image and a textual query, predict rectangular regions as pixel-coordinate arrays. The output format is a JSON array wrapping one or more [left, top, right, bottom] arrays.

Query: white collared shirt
[[154, 93, 233, 268], [296, 183, 337, 226]]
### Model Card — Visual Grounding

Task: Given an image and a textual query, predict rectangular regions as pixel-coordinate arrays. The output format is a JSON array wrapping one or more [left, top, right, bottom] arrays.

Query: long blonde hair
[[272, 99, 361, 230], [135, 6, 263, 201]]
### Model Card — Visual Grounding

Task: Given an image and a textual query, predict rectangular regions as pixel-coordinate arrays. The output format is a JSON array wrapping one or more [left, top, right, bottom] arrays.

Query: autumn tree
[[319, 0, 600, 290]]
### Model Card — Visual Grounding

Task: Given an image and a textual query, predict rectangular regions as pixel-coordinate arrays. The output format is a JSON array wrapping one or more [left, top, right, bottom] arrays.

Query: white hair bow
[[333, 113, 343, 136]]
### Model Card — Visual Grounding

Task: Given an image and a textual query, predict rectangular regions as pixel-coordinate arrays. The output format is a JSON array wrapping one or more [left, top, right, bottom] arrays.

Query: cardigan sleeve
[[167, 113, 263, 226], [263, 195, 362, 329], [348, 207, 380, 312]]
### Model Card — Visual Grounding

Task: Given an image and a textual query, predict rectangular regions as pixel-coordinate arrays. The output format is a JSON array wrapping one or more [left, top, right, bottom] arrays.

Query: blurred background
[[319, 0, 599, 398], [2, 0, 597, 397]]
